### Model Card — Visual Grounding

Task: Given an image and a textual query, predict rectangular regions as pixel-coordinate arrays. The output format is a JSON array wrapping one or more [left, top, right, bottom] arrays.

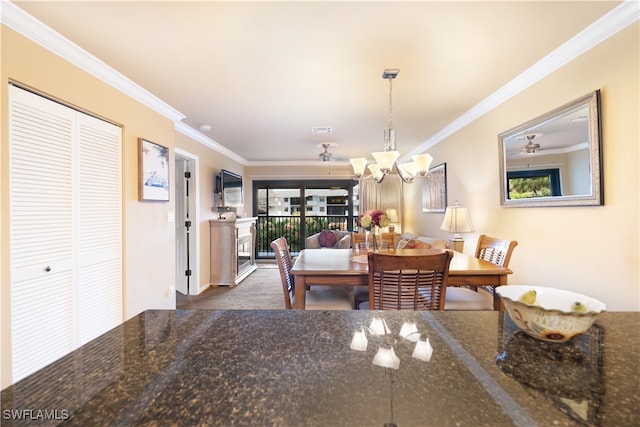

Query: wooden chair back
[[474, 235, 518, 267], [380, 232, 397, 248], [271, 237, 295, 309], [351, 232, 366, 246], [367, 251, 453, 310]]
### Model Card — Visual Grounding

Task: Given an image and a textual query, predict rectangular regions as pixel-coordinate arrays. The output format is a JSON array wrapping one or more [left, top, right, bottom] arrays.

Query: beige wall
[[403, 23, 639, 310]]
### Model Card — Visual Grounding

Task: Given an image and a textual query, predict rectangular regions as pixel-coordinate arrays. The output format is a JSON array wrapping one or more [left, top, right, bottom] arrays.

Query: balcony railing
[[256, 215, 356, 258]]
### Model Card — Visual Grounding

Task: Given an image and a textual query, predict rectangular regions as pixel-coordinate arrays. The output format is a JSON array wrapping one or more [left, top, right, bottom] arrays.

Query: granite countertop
[[1, 310, 638, 426]]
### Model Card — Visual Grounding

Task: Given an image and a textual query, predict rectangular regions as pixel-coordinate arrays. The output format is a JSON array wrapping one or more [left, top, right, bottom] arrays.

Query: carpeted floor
[[176, 263, 285, 310]]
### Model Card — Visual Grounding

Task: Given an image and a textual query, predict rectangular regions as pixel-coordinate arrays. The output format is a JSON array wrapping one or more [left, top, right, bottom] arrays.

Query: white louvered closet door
[[9, 85, 122, 383], [76, 111, 122, 346]]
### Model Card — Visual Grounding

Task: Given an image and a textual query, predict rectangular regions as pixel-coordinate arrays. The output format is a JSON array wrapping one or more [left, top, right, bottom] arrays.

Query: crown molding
[[174, 121, 247, 165], [1, 0, 185, 123], [402, 0, 640, 161]]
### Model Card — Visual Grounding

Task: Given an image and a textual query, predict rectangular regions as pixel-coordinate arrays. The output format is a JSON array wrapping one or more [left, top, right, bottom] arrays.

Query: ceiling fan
[[521, 134, 541, 154], [317, 142, 343, 162]]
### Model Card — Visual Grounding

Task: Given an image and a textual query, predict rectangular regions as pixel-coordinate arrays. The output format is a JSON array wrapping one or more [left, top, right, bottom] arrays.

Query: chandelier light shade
[[367, 164, 385, 182], [372, 346, 401, 370], [440, 202, 474, 252], [349, 318, 435, 370], [369, 317, 391, 335], [350, 329, 369, 351], [349, 69, 433, 184], [398, 321, 419, 342], [349, 158, 368, 178], [411, 338, 434, 362], [371, 150, 399, 173]]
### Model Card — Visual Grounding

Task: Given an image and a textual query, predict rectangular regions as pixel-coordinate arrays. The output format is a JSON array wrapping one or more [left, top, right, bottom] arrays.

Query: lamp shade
[[350, 330, 368, 351], [412, 338, 434, 362], [398, 322, 419, 342], [367, 164, 385, 182], [412, 153, 433, 176], [440, 205, 473, 233], [350, 158, 368, 178], [369, 317, 390, 335], [371, 150, 399, 173], [385, 208, 399, 223], [372, 346, 401, 370]]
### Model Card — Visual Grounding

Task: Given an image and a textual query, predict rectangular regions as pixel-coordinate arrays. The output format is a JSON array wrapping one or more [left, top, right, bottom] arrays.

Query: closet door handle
[[44, 266, 51, 272]]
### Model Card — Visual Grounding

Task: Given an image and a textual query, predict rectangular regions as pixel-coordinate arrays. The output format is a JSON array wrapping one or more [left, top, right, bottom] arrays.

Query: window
[[253, 180, 358, 257], [507, 169, 561, 199]]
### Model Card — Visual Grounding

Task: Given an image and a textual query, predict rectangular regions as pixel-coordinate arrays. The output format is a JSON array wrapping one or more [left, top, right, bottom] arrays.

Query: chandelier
[[349, 69, 433, 184]]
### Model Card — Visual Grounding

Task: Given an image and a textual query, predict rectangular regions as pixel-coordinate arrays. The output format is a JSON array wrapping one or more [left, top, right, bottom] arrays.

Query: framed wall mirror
[[498, 90, 603, 207]]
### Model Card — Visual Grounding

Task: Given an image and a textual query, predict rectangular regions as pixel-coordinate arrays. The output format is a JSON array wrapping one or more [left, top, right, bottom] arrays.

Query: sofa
[[305, 230, 351, 249]]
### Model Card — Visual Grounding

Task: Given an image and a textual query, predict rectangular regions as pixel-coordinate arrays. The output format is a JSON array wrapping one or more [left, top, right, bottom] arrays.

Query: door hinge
[[185, 220, 192, 227], [184, 171, 191, 178], [185, 269, 192, 276]]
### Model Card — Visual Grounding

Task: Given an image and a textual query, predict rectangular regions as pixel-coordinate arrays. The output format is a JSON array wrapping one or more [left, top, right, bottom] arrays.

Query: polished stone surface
[[1, 310, 638, 426]]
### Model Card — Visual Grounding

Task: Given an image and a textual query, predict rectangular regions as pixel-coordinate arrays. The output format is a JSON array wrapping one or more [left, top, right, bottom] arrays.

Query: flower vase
[[369, 226, 379, 252]]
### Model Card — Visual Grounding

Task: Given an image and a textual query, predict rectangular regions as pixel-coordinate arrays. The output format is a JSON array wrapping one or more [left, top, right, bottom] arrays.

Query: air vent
[[311, 126, 333, 134]]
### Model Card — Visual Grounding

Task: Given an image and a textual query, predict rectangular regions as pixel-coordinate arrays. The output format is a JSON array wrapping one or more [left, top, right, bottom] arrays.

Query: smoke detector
[[311, 126, 333, 134]]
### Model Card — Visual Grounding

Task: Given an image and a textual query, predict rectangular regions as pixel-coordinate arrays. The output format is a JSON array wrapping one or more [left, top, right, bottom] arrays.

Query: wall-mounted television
[[220, 169, 243, 207]]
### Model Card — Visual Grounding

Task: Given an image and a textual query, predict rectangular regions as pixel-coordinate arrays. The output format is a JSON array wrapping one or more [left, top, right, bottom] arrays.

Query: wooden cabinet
[[209, 217, 257, 286]]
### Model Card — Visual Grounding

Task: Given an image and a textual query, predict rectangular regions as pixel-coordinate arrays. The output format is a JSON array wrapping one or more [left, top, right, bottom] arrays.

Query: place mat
[[351, 254, 368, 264]]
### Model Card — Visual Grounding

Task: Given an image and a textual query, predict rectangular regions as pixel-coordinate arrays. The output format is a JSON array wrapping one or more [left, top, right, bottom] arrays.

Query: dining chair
[[271, 237, 354, 310], [352, 230, 396, 249], [380, 232, 397, 248], [444, 234, 518, 310], [351, 232, 367, 247], [361, 251, 453, 310]]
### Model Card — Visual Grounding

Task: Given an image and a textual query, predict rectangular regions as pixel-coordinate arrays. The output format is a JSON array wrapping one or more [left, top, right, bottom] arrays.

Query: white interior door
[[174, 156, 189, 295], [174, 149, 199, 295]]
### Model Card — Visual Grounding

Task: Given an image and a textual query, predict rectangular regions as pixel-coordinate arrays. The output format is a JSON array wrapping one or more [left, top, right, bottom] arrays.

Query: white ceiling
[[10, 1, 626, 165]]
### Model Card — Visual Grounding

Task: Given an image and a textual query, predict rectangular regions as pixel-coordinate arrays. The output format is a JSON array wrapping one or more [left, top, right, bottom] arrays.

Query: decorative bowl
[[496, 285, 606, 342]]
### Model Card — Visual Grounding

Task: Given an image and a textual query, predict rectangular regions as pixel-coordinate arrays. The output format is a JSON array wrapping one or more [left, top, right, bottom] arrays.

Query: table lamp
[[440, 202, 473, 252]]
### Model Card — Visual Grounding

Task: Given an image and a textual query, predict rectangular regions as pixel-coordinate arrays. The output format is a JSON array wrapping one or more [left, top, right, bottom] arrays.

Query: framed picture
[[422, 163, 447, 212], [138, 138, 169, 201]]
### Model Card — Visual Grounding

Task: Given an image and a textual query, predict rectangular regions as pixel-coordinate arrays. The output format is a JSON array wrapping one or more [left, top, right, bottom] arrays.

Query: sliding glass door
[[253, 180, 359, 258]]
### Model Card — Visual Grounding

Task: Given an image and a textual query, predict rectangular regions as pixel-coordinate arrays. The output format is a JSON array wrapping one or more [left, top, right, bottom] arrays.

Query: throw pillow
[[404, 239, 431, 249], [337, 234, 351, 249], [318, 230, 338, 247]]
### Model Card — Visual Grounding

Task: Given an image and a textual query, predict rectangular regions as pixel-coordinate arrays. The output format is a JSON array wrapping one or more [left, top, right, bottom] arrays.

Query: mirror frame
[[498, 90, 603, 207]]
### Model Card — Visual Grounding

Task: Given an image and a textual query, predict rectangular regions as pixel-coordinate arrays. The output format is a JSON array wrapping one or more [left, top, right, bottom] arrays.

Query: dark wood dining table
[[290, 248, 512, 310]]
